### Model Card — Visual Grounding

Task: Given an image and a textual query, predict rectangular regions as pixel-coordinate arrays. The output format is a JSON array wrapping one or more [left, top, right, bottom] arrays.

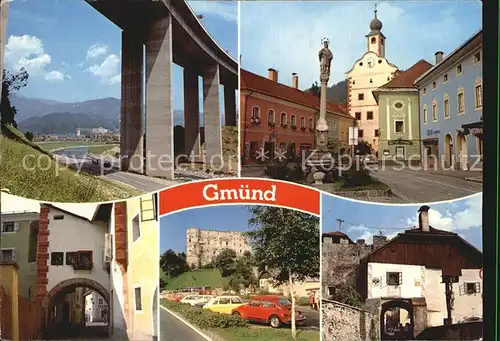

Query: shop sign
[[388, 139, 413, 145], [426, 129, 440, 136]]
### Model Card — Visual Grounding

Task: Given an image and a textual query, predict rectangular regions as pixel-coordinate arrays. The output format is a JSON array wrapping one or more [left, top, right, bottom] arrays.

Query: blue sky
[[322, 193, 482, 250], [160, 205, 255, 254], [5, 0, 237, 109], [241, 0, 482, 90]]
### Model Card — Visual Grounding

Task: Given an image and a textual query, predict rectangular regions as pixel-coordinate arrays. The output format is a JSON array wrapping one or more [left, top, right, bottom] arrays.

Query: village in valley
[[0, 192, 160, 340], [158, 205, 321, 341], [321, 193, 483, 340], [240, 1, 483, 204]]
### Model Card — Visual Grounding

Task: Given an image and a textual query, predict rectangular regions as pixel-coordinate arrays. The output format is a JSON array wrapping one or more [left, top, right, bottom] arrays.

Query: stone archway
[[380, 300, 414, 340], [444, 134, 453, 169], [43, 278, 111, 335], [456, 134, 468, 170]]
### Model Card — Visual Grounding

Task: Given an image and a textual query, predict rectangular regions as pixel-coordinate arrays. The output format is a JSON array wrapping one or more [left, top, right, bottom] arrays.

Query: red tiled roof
[[241, 69, 351, 119], [379, 59, 433, 89]]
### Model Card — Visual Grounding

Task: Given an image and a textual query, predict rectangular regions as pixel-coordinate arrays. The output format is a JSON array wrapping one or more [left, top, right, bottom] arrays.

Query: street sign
[[348, 126, 358, 146]]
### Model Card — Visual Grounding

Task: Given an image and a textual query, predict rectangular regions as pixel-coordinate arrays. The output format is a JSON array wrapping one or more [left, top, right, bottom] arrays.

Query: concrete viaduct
[[0, 0, 238, 179]]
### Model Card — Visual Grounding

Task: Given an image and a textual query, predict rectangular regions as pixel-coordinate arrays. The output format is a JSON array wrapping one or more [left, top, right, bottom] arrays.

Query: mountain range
[[11, 95, 185, 135]]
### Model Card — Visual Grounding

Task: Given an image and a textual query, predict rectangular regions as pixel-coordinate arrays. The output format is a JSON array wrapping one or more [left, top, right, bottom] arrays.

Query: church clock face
[[367, 57, 376, 68]]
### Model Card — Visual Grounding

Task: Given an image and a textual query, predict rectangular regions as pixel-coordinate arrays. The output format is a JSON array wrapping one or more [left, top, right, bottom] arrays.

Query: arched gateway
[[42, 278, 111, 336]]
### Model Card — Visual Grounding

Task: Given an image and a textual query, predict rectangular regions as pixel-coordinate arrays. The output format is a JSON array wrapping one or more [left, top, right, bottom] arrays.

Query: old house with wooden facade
[[359, 205, 482, 340]]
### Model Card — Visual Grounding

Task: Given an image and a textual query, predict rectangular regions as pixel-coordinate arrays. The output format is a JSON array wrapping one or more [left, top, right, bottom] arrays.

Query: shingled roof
[[241, 69, 351, 119], [379, 59, 433, 89]]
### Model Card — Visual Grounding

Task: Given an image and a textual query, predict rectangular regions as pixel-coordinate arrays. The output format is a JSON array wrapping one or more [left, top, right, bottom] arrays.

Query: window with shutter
[[398, 272, 402, 285], [140, 195, 156, 222], [2, 222, 15, 233], [459, 283, 465, 296], [386, 272, 401, 286], [14, 222, 20, 231]]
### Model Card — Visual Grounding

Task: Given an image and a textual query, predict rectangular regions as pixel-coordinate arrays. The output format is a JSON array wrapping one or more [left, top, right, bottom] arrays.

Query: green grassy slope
[[0, 125, 141, 202], [162, 269, 229, 290]]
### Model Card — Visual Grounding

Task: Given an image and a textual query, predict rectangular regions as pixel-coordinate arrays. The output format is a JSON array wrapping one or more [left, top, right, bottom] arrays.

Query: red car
[[231, 295, 306, 328]]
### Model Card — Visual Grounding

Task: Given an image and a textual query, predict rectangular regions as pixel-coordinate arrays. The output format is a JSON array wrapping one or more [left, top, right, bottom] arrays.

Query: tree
[[24, 131, 34, 141], [329, 283, 362, 307], [306, 81, 320, 97], [1, 68, 29, 127], [247, 207, 320, 340], [356, 141, 372, 155], [229, 252, 258, 293], [160, 249, 189, 278], [215, 248, 237, 277]]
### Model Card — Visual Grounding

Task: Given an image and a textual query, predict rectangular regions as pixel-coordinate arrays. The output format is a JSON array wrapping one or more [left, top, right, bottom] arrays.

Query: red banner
[[159, 179, 320, 216]]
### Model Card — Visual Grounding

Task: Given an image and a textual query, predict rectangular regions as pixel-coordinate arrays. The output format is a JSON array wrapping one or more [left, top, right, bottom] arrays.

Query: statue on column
[[319, 38, 333, 78]]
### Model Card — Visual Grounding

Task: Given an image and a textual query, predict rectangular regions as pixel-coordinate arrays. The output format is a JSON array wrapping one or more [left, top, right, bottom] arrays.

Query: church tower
[[366, 5, 386, 57], [345, 4, 399, 154]]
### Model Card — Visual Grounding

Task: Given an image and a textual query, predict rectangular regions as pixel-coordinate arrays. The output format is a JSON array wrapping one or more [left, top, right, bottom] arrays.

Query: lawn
[[209, 326, 319, 341], [37, 141, 109, 151], [162, 269, 229, 290], [0, 126, 141, 202]]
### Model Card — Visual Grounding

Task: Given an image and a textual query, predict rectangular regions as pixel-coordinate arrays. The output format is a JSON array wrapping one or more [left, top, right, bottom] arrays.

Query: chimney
[[268, 68, 278, 82], [373, 235, 387, 250], [418, 205, 431, 232], [434, 51, 444, 64], [292, 73, 299, 89], [356, 239, 366, 246]]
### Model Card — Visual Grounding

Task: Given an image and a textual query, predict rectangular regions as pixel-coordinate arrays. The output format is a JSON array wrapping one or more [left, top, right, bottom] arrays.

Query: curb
[[465, 177, 483, 184], [160, 306, 213, 341]]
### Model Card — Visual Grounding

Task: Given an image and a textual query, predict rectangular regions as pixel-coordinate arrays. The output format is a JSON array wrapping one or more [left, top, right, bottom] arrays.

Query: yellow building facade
[[126, 194, 159, 340]]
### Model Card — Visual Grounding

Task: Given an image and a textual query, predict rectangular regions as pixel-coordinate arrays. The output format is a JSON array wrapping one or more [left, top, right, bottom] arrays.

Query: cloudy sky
[[240, 0, 482, 90], [4, 0, 237, 106], [322, 193, 482, 250]]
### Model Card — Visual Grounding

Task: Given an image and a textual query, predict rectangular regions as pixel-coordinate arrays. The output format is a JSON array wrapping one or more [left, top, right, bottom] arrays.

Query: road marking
[[160, 306, 213, 341], [414, 177, 478, 193]]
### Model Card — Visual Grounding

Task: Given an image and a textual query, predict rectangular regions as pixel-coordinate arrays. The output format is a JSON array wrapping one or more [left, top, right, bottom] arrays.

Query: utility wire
[[326, 219, 416, 232]]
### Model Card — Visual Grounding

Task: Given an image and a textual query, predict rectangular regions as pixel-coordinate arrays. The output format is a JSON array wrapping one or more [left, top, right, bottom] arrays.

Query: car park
[[231, 295, 306, 328], [203, 296, 245, 314]]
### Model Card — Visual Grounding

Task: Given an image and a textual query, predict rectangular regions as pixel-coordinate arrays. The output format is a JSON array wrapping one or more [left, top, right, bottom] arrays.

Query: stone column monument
[[306, 38, 334, 184], [317, 37, 333, 151]]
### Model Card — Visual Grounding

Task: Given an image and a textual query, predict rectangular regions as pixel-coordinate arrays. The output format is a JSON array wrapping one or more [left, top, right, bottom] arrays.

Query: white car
[[179, 295, 200, 304], [189, 295, 214, 307]]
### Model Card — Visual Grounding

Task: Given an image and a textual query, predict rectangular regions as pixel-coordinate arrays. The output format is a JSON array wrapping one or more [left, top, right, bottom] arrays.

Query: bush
[[296, 296, 310, 306], [286, 163, 305, 182], [161, 300, 248, 329], [342, 165, 373, 187], [265, 162, 288, 180], [265, 162, 305, 182], [329, 283, 362, 307]]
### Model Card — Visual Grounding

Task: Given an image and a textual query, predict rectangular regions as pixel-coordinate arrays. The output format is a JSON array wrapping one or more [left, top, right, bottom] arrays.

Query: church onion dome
[[369, 9, 383, 32], [370, 17, 382, 31]]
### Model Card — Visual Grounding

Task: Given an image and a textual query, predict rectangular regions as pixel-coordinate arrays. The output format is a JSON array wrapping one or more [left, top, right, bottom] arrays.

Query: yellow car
[[202, 296, 245, 314]]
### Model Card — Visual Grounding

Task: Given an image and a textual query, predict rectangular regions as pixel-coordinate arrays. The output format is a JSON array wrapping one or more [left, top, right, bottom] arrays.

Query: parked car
[[179, 295, 200, 304], [188, 295, 214, 307], [203, 296, 245, 314], [231, 295, 306, 328]]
